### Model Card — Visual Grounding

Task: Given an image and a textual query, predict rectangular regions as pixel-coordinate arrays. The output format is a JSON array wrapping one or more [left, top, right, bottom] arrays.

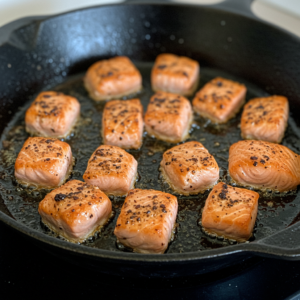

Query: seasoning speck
[[54, 193, 67, 202]]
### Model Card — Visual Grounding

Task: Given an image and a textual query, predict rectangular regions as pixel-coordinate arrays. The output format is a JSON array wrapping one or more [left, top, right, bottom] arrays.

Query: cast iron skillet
[[1, 0, 300, 278]]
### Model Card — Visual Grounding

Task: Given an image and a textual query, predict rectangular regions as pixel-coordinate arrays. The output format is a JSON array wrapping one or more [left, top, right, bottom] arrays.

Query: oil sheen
[[0, 63, 300, 253]]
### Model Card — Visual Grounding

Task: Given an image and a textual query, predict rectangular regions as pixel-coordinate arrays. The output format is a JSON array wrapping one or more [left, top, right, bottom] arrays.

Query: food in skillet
[[83, 145, 137, 196], [25, 91, 80, 138], [160, 141, 219, 195], [114, 188, 178, 254], [228, 140, 300, 192], [84, 56, 142, 101], [102, 98, 144, 149], [38, 180, 112, 243], [151, 53, 200, 96], [14, 137, 73, 189], [201, 182, 259, 242], [192, 77, 246, 124], [240, 95, 289, 143], [144, 91, 193, 143]]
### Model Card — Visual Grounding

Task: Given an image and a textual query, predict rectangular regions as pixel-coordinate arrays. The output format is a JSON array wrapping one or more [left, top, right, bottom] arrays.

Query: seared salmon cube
[[192, 77, 246, 124], [102, 98, 144, 149], [151, 53, 199, 96], [114, 189, 178, 254], [83, 145, 137, 196], [160, 141, 219, 195], [228, 140, 300, 192], [201, 182, 259, 242], [84, 56, 142, 101], [38, 180, 112, 243], [240, 95, 289, 143], [144, 91, 193, 143], [14, 137, 73, 189], [25, 91, 80, 138]]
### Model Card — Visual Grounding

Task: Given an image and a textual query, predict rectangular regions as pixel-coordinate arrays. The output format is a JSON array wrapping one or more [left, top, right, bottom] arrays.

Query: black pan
[[1, 0, 300, 278]]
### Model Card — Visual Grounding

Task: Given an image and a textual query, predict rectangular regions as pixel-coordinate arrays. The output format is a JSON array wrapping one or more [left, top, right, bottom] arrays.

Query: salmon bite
[[83, 145, 138, 196], [160, 141, 219, 195], [151, 53, 200, 96], [228, 140, 300, 192], [240, 95, 289, 143], [201, 182, 259, 242], [114, 189, 178, 254], [144, 91, 193, 143], [192, 77, 246, 124], [102, 98, 144, 149], [84, 56, 142, 101], [25, 91, 80, 138], [38, 180, 112, 243], [14, 137, 73, 189]]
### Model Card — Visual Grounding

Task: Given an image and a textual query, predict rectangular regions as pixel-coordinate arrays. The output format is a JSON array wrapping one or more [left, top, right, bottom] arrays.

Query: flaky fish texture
[[241, 95, 289, 143], [14, 137, 73, 189], [83, 145, 137, 196], [102, 98, 144, 149], [228, 140, 300, 192], [192, 77, 246, 124], [38, 180, 112, 243], [160, 141, 219, 195], [144, 91, 193, 143], [114, 188, 178, 254], [25, 91, 80, 138], [84, 56, 142, 101], [151, 53, 199, 96], [202, 182, 259, 242]]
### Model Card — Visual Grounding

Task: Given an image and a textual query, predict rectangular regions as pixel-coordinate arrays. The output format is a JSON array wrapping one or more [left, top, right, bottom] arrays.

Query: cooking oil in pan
[[0, 63, 300, 253]]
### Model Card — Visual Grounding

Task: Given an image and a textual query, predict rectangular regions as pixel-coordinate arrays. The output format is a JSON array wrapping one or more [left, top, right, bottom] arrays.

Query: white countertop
[[0, 0, 299, 37]]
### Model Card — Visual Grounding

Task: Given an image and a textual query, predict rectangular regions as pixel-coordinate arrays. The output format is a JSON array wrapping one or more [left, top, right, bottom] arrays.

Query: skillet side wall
[[1, 4, 300, 277]]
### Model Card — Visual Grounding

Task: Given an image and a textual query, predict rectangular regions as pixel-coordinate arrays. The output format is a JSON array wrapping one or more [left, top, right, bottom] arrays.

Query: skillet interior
[[1, 63, 300, 254], [1, 3, 300, 276]]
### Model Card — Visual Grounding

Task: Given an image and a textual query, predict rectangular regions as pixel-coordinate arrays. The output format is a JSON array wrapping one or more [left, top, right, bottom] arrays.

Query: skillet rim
[[1, 1, 300, 262]]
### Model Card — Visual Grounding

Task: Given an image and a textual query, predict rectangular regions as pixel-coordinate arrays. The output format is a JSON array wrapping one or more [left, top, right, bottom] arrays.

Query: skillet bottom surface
[[1, 62, 300, 254]]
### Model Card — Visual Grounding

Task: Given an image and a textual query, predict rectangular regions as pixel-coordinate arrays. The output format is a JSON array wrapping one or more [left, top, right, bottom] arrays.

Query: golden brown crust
[[151, 53, 200, 96], [102, 98, 144, 149], [201, 182, 259, 242], [228, 140, 300, 192], [192, 77, 246, 124], [41, 213, 112, 243], [84, 56, 142, 101], [144, 91, 193, 143], [16, 157, 74, 190], [240, 95, 289, 143]]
